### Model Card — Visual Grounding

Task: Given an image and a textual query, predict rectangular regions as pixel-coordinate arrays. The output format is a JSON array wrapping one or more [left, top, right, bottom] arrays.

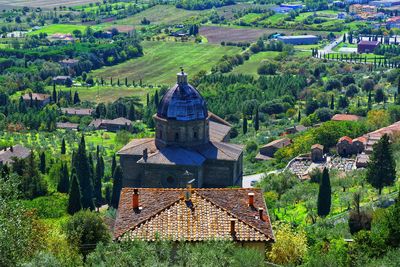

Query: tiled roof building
[[118, 71, 243, 188], [0, 145, 31, 165], [114, 188, 274, 250], [89, 117, 132, 132]]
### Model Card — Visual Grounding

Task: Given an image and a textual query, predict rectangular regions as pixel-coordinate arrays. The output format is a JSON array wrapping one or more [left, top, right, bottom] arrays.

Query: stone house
[[286, 125, 307, 135], [53, 76, 71, 85], [256, 138, 291, 160], [22, 93, 51, 108], [117, 71, 243, 188], [336, 136, 354, 156], [114, 187, 275, 252], [311, 144, 324, 162], [331, 114, 361, 122], [89, 117, 132, 132], [56, 122, 79, 131], [0, 145, 31, 165], [61, 107, 94, 116]]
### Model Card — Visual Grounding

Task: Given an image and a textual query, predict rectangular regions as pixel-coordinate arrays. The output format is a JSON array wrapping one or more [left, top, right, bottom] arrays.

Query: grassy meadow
[[92, 41, 241, 85]]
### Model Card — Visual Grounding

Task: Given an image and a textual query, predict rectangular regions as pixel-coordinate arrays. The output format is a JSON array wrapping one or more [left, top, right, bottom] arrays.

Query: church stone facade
[[118, 71, 243, 188]]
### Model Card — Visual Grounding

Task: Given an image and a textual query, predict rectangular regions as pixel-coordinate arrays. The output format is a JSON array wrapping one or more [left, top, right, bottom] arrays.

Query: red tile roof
[[332, 114, 361, 121], [114, 188, 274, 242], [311, 144, 324, 150], [339, 136, 353, 143]]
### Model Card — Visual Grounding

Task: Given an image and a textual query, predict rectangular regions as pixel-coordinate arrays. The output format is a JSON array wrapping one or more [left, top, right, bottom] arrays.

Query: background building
[[357, 40, 380, 53], [277, 35, 319, 45]]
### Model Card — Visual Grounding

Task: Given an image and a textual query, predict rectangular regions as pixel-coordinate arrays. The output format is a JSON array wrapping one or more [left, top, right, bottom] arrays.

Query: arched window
[[175, 132, 179, 141], [193, 131, 198, 140]]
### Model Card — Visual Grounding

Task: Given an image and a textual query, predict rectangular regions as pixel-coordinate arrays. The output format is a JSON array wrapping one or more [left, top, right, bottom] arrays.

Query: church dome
[[157, 71, 208, 121]]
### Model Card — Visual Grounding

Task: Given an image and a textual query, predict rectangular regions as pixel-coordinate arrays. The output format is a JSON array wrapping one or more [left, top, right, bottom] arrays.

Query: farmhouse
[[349, 4, 378, 14], [117, 71, 243, 189], [61, 107, 93, 116], [114, 187, 274, 252], [59, 59, 79, 68], [277, 35, 319, 45], [56, 122, 79, 130], [89, 117, 132, 132], [256, 138, 291, 160], [22, 93, 51, 107], [6, 31, 27, 38], [370, 0, 400, 7], [357, 40, 380, 53], [311, 144, 324, 162], [285, 125, 307, 134], [0, 145, 31, 165], [53, 76, 72, 85]]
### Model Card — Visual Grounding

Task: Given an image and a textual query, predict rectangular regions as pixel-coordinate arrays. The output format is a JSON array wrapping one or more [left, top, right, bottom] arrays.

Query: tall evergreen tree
[[243, 116, 248, 134], [330, 95, 335, 110], [73, 91, 80, 104], [39, 152, 46, 174], [94, 155, 104, 209], [297, 110, 301, 122], [111, 154, 117, 178], [154, 90, 159, 108], [73, 135, 95, 210], [128, 103, 136, 121], [366, 134, 396, 195], [57, 162, 70, 193], [254, 108, 259, 131], [111, 166, 123, 209], [68, 173, 82, 215], [61, 138, 66, 154], [52, 83, 57, 103], [317, 168, 331, 217]]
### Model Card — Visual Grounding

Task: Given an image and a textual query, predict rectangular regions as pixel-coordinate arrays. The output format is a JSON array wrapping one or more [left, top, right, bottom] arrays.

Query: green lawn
[[231, 51, 281, 76], [28, 24, 100, 35], [92, 41, 241, 86]]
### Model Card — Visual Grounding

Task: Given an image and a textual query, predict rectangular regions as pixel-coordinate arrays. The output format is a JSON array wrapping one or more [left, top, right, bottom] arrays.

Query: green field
[[114, 5, 202, 26], [231, 51, 281, 76], [92, 41, 241, 85], [28, 24, 102, 35], [55, 85, 155, 104]]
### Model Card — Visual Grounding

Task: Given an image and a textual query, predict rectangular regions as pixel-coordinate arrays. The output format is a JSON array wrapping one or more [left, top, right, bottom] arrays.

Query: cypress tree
[[68, 173, 82, 215], [297, 110, 301, 122], [73, 135, 95, 210], [317, 168, 331, 217], [146, 93, 149, 106], [366, 134, 396, 195], [61, 138, 66, 154], [39, 152, 46, 174], [154, 90, 159, 107], [128, 103, 136, 121], [330, 95, 335, 110], [73, 91, 80, 104], [368, 91, 372, 110], [105, 185, 111, 206], [111, 154, 117, 178], [397, 77, 400, 95], [94, 155, 104, 209], [52, 83, 57, 103], [57, 162, 70, 193], [243, 116, 248, 134], [111, 166, 123, 209], [254, 108, 259, 131]]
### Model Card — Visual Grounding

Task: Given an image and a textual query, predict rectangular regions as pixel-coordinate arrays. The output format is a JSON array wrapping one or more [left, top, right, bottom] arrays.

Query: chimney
[[248, 193, 255, 207], [143, 148, 148, 162], [132, 189, 139, 210], [185, 179, 195, 201], [230, 219, 237, 235], [258, 208, 264, 221]]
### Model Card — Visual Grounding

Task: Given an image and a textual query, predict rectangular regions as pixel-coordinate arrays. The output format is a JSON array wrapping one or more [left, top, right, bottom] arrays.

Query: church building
[[118, 71, 243, 188]]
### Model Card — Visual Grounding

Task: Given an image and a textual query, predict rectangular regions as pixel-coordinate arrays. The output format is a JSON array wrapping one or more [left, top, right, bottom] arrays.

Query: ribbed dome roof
[[157, 72, 208, 121]]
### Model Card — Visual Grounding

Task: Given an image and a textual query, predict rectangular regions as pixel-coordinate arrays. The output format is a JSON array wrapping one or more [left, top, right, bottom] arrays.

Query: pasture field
[[0, 0, 98, 9], [92, 41, 241, 85], [55, 85, 155, 104], [231, 51, 281, 76]]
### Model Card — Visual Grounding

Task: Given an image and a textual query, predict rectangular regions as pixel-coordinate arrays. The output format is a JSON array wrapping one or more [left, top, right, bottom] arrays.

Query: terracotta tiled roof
[[118, 138, 157, 156], [0, 145, 31, 165], [311, 144, 324, 150], [61, 108, 93, 116], [196, 141, 243, 161], [56, 122, 79, 130], [339, 136, 353, 143], [114, 188, 274, 242], [353, 137, 367, 144], [89, 117, 132, 128], [332, 114, 361, 121], [208, 112, 232, 127], [209, 121, 231, 142], [262, 138, 291, 149]]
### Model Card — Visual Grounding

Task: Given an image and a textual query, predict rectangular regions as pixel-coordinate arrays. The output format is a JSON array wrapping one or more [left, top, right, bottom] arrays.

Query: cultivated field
[[200, 25, 331, 44], [0, 0, 98, 9], [231, 51, 280, 76], [92, 41, 241, 85]]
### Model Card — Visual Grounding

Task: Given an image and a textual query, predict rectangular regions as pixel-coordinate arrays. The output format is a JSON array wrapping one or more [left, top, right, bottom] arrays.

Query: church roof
[[114, 188, 274, 242], [209, 121, 231, 142], [137, 147, 206, 166], [196, 141, 243, 161], [157, 72, 208, 121], [117, 138, 157, 156]]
